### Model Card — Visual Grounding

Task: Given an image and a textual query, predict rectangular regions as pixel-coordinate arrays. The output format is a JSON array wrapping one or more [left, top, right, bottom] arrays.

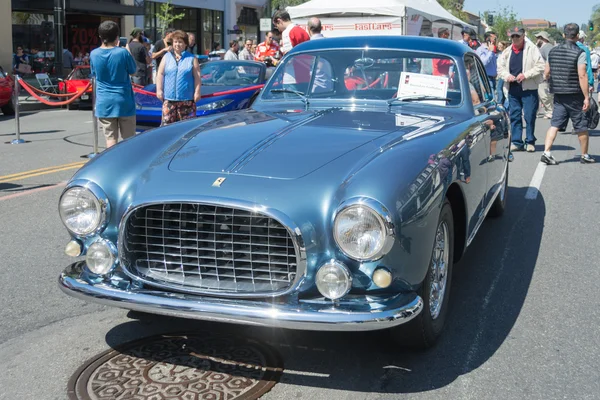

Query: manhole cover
[[68, 332, 283, 400]]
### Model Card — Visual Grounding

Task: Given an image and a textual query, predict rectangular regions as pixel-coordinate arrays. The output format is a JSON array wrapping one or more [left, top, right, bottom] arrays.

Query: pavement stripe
[[525, 162, 547, 200], [0, 182, 66, 201], [0, 163, 85, 183], [0, 161, 86, 180]]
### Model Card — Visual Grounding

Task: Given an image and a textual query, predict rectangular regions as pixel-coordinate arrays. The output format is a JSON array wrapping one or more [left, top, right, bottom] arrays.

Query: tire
[[391, 200, 454, 349], [488, 163, 508, 218], [1, 100, 15, 116]]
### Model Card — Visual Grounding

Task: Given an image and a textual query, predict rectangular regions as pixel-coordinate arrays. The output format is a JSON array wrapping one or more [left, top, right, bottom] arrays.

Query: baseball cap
[[509, 27, 525, 37], [535, 31, 550, 41], [130, 27, 144, 37]]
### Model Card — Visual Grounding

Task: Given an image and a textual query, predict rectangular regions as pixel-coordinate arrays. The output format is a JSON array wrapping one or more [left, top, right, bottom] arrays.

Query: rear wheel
[[391, 200, 454, 349], [1, 100, 15, 116]]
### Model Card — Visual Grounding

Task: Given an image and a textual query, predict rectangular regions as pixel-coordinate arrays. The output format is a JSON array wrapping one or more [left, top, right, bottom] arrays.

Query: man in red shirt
[[272, 10, 310, 55], [255, 31, 280, 63]]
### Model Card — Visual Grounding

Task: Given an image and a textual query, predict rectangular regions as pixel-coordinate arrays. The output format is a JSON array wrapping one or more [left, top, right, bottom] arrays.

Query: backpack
[[588, 97, 599, 129]]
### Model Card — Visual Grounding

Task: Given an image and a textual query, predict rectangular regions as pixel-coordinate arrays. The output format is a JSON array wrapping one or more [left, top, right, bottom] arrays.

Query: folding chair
[[35, 73, 59, 95]]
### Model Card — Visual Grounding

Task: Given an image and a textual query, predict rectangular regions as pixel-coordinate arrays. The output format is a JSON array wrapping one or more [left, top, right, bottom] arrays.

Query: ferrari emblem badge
[[212, 177, 226, 187]]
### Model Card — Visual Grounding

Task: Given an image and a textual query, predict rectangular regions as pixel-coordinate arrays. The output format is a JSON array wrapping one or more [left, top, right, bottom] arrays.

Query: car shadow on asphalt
[[102, 186, 545, 395]]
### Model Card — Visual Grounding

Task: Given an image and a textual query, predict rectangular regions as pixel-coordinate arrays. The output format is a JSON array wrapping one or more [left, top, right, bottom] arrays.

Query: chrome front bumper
[[59, 262, 423, 331]]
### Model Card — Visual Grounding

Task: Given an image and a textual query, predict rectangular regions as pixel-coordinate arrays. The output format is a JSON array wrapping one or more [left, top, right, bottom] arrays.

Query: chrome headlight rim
[[333, 197, 395, 262], [59, 179, 110, 238]]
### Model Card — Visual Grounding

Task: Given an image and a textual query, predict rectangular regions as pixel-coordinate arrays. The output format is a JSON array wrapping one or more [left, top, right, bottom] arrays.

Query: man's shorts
[[98, 116, 136, 141], [551, 93, 589, 133]]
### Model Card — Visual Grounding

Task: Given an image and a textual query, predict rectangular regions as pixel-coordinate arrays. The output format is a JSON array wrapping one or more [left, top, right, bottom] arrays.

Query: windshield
[[70, 67, 91, 80], [261, 49, 462, 106], [201, 61, 263, 86]]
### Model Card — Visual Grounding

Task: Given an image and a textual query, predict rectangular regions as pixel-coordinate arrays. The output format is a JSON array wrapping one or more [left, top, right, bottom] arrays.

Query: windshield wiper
[[387, 95, 451, 109], [269, 89, 309, 109]]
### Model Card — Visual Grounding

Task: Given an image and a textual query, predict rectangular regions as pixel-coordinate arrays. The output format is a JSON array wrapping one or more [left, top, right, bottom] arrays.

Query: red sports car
[[0, 66, 15, 115], [58, 65, 92, 108]]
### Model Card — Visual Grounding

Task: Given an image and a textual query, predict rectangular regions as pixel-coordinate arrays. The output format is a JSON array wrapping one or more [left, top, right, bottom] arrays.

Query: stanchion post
[[85, 77, 99, 158], [11, 75, 25, 145]]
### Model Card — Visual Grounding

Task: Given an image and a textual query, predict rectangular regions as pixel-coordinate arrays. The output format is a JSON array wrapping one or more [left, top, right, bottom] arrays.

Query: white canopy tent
[[287, 0, 474, 38]]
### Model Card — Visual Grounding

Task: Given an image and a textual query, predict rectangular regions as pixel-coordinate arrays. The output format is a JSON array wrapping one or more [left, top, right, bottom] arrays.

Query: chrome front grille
[[120, 203, 298, 294]]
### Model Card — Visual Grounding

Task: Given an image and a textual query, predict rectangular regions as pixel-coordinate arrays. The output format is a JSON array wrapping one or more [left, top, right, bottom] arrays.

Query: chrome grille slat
[[122, 203, 298, 294]]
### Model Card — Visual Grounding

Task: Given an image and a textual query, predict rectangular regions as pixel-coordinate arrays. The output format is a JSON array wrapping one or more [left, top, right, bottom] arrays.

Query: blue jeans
[[488, 77, 497, 98], [496, 79, 505, 104], [509, 89, 539, 146]]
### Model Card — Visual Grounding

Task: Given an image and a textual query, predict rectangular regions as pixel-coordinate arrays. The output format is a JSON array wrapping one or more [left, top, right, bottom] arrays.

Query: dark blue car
[[59, 36, 510, 348], [135, 60, 267, 125]]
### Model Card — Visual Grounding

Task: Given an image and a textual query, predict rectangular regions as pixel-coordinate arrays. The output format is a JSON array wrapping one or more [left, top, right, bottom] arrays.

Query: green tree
[[271, 0, 308, 12], [484, 7, 519, 42], [437, 0, 468, 21], [156, 1, 185, 36]]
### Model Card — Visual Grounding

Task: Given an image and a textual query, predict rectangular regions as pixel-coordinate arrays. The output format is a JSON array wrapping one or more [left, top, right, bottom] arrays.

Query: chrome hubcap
[[429, 221, 449, 319]]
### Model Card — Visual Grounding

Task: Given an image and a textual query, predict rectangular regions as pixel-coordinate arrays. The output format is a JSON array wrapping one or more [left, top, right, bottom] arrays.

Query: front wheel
[[391, 200, 454, 349]]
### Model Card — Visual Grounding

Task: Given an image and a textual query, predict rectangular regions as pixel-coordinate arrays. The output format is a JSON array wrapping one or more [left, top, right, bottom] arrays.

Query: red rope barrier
[[19, 79, 92, 106], [25, 83, 88, 98], [133, 84, 264, 99]]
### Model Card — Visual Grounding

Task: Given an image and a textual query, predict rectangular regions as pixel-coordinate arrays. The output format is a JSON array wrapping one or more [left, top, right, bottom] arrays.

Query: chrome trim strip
[[117, 199, 307, 299], [59, 262, 423, 332], [59, 179, 111, 238], [332, 197, 396, 262]]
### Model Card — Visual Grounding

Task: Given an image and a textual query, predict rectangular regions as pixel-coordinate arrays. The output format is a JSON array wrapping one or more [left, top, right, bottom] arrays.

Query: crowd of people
[[90, 10, 315, 148], [13, 9, 595, 163], [438, 24, 597, 164]]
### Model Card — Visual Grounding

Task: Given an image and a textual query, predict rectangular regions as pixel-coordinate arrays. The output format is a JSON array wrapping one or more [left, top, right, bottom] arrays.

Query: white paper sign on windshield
[[397, 72, 449, 105]]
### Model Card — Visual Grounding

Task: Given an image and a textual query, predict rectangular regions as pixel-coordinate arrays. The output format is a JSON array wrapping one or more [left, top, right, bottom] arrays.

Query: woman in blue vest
[[156, 30, 201, 125]]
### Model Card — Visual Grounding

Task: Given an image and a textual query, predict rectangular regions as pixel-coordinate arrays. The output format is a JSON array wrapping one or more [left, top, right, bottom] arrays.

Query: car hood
[[168, 108, 443, 180]]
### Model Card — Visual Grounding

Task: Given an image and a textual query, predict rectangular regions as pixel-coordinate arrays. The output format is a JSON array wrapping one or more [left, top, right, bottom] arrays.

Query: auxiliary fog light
[[65, 240, 82, 257], [86, 239, 117, 275], [372, 267, 392, 288], [315, 260, 352, 300]]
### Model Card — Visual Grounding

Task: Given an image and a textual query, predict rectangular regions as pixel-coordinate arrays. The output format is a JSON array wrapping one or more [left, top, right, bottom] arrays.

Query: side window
[[474, 58, 493, 102], [464, 55, 487, 107], [265, 54, 316, 97], [310, 56, 335, 94]]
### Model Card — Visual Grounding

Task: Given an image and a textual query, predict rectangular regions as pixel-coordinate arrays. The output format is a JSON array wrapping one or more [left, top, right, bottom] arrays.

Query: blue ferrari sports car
[[135, 60, 267, 125], [59, 36, 510, 349]]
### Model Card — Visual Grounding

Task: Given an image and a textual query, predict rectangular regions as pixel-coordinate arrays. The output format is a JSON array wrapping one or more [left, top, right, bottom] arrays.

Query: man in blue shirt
[[90, 21, 136, 148], [577, 30, 594, 93], [476, 32, 498, 94]]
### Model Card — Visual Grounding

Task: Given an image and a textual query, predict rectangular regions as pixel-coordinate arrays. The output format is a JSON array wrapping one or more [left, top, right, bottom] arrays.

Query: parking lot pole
[[86, 77, 99, 158], [11, 75, 25, 145]]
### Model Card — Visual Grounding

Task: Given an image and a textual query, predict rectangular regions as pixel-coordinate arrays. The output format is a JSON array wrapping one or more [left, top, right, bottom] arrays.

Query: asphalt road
[[0, 110, 599, 400]]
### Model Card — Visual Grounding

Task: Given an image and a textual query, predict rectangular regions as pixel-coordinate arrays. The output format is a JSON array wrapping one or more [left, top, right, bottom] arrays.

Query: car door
[[462, 54, 492, 239], [471, 55, 508, 209]]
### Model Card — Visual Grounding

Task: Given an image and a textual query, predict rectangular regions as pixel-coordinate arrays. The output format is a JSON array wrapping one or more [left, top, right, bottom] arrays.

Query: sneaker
[[508, 153, 514, 162], [487, 155, 495, 162], [526, 144, 535, 152], [581, 154, 596, 164], [541, 153, 559, 165], [510, 143, 523, 152]]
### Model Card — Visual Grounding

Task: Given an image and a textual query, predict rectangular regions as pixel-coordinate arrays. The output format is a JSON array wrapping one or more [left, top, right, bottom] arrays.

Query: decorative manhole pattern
[[68, 332, 283, 400]]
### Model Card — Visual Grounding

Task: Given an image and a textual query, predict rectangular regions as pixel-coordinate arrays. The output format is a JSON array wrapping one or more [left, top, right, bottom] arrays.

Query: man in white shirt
[[224, 40, 239, 61], [272, 9, 310, 55], [238, 39, 254, 60]]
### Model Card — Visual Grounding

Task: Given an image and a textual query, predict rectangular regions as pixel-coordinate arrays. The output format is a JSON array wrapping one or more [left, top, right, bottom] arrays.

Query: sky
[[462, 0, 598, 26]]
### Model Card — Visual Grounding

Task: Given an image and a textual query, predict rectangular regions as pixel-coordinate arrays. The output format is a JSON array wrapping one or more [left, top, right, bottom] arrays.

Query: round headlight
[[333, 203, 390, 261], [86, 240, 116, 275], [316, 261, 352, 300], [59, 186, 104, 236]]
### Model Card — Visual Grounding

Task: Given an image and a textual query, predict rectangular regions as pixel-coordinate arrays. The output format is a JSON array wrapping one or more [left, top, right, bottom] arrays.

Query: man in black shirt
[[152, 28, 175, 71], [541, 23, 595, 164], [128, 28, 149, 85]]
